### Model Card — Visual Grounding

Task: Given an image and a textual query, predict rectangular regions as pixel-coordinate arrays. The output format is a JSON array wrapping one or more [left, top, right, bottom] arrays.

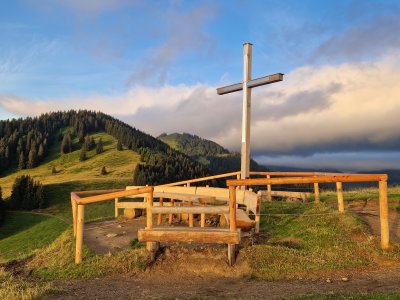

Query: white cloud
[[1, 52, 400, 163]]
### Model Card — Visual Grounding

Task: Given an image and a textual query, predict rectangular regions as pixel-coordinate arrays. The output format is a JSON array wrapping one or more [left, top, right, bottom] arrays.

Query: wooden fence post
[[228, 185, 237, 266], [114, 198, 119, 218], [157, 197, 163, 225], [314, 183, 320, 203], [189, 201, 194, 227], [168, 199, 175, 224], [336, 182, 344, 212], [266, 175, 272, 202], [146, 190, 158, 253], [71, 196, 77, 237], [75, 204, 85, 264], [200, 212, 206, 228], [379, 180, 390, 250]]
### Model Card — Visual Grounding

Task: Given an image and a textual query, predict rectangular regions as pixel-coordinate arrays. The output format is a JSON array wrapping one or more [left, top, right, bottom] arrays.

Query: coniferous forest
[[0, 110, 209, 185]]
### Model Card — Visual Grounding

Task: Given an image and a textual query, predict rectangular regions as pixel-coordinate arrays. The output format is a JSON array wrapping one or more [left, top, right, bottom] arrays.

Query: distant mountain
[[158, 132, 267, 174]]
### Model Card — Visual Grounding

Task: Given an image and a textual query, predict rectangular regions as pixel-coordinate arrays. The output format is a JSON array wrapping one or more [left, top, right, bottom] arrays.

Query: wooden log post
[[336, 182, 344, 212], [266, 175, 272, 202], [157, 197, 163, 226], [75, 204, 85, 264], [168, 199, 175, 224], [189, 201, 194, 228], [379, 180, 390, 250], [71, 196, 77, 237], [314, 183, 320, 203], [201, 213, 206, 227], [146, 191, 159, 254], [114, 198, 119, 218], [236, 173, 241, 190], [228, 185, 237, 266]]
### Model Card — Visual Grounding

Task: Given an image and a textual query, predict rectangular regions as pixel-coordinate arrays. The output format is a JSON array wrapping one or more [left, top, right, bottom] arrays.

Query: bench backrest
[[125, 185, 259, 214]]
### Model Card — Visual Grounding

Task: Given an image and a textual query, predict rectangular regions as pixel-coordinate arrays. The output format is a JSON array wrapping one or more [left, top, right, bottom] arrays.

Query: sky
[[1, 0, 400, 171]]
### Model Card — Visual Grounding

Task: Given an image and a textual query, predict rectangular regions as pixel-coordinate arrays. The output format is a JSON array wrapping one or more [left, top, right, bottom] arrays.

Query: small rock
[[341, 277, 349, 282], [117, 225, 122, 228], [106, 233, 118, 238], [326, 278, 331, 283]]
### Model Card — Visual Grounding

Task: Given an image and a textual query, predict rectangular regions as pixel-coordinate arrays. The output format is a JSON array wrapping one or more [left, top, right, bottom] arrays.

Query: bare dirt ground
[[49, 204, 400, 299]]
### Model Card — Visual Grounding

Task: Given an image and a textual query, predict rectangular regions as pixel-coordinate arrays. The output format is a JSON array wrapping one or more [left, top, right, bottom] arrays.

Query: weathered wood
[[157, 197, 163, 225], [70, 195, 77, 237], [146, 193, 153, 229], [314, 183, 320, 203], [169, 199, 174, 224], [74, 189, 124, 196], [336, 182, 344, 212], [138, 228, 241, 244], [229, 186, 237, 231], [227, 244, 236, 266], [152, 205, 229, 214], [75, 205, 84, 264], [116, 202, 147, 209], [201, 213, 206, 227], [161, 171, 240, 187], [223, 209, 254, 228], [227, 174, 388, 187], [266, 175, 272, 202], [259, 190, 311, 200], [114, 198, 119, 218], [189, 201, 194, 228], [76, 187, 153, 205], [379, 180, 390, 249]]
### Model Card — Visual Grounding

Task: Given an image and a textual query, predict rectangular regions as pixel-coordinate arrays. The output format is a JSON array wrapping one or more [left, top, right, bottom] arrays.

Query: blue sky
[[1, 0, 400, 171]]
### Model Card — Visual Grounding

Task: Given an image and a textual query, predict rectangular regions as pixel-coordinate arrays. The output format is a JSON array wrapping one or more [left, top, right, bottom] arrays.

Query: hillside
[[0, 111, 209, 188], [158, 132, 267, 174]]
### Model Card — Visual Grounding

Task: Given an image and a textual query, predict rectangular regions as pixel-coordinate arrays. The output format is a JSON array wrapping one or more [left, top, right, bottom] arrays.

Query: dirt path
[[51, 266, 400, 299], [347, 200, 400, 243]]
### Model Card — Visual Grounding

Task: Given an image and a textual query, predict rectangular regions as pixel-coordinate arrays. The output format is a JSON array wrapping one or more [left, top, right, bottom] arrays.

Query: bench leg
[[227, 244, 237, 266]]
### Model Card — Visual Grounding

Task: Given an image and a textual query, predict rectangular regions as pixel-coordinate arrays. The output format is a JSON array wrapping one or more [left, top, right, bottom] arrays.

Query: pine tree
[[117, 140, 123, 151], [96, 138, 104, 154], [101, 166, 107, 175], [79, 146, 87, 161], [38, 143, 44, 161], [61, 132, 72, 154], [18, 152, 25, 170], [27, 146, 37, 169]]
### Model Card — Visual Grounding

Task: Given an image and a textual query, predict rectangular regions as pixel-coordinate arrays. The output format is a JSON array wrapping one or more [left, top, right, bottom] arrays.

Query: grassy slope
[[0, 132, 140, 199], [0, 132, 140, 263]]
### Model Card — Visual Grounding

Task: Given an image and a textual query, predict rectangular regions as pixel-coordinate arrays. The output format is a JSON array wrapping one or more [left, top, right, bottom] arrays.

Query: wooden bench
[[259, 190, 311, 202], [121, 185, 261, 232]]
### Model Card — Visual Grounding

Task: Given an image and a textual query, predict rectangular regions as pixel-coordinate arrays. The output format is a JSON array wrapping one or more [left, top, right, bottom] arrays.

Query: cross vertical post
[[216, 43, 283, 188], [241, 43, 252, 181]]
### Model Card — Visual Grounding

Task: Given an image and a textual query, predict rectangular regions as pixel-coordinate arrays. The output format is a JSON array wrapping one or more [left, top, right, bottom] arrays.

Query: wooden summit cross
[[217, 43, 283, 181]]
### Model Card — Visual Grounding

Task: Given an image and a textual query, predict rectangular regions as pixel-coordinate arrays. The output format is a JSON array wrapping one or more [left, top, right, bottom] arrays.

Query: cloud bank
[[2, 52, 400, 166]]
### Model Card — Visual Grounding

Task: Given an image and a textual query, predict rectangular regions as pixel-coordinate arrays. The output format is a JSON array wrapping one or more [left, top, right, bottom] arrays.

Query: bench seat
[[138, 227, 241, 244]]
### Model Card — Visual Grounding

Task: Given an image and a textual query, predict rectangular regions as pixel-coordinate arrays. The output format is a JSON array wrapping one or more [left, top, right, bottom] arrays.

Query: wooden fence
[[227, 173, 390, 250], [70, 187, 154, 264]]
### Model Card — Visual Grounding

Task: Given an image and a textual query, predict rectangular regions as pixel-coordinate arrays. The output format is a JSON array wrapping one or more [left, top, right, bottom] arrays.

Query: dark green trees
[[61, 132, 72, 154], [0, 186, 4, 225], [10, 175, 46, 210], [116, 140, 123, 151], [96, 138, 104, 154]]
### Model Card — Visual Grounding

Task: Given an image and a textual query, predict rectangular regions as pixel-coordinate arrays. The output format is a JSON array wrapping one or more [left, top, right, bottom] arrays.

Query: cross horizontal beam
[[216, 73, 284, 95]]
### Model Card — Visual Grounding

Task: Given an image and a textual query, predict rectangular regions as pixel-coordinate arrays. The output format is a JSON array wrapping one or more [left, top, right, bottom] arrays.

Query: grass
[[0, 268, 57, 300], [0, 131, 140, 199], [243, 201, 400, 280], [0, 212, 68, 263], [27, 230, 148, 280]]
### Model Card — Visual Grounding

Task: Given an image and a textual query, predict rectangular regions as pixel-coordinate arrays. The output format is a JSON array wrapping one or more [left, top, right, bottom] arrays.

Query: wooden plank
[[336, 182, 344, 212], [152, 206, 229, 214], [73, 189, 124, 196], [227, 174, 388, 187], [223, 209, 254, 228], [76, 187, 154, 205], [75, 205, 84, 264], [161, 171, 240, 187], [116, 202, 147, 209], [70, 195, 77, 237], [229, 186, 237, 231], [138, 228, 240, 244], [154, 192, 215, 203], [259, 190, 311, 199], [379, 180, 390, 250]]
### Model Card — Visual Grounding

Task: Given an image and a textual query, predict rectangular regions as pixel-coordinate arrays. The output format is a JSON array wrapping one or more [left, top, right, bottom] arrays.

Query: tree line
[[0, 110, 209, 184]]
